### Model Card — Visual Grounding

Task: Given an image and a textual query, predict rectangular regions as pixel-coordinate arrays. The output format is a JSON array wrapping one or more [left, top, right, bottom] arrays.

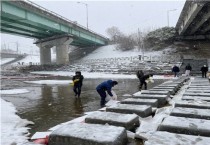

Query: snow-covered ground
[[30, 71, 174, 79], [0, 89, 30, 95], [0, 45, 174, 145], [7, 44, 168, 67], [81, 44, 163, 60], [24, 80, 73, 85], [0, 58, 15, 65], [1, 97, 34, 145], [11, 53, 56, 66]]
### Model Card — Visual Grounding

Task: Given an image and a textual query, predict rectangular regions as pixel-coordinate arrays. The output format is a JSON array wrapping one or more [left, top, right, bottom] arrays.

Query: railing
[[17, 0, 109, 40]]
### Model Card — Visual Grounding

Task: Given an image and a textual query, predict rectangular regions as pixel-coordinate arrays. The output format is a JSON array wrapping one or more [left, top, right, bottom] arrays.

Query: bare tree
[[106, 26, 122, 43], [117, 34, 136, 51]]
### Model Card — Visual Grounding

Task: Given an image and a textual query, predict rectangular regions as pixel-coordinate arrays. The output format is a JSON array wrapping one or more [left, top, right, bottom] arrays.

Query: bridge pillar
[[40, 46, 52, 65], [55, 38, 73, 64], [56, 44, 69, 64], [36, 35, 73, 65]]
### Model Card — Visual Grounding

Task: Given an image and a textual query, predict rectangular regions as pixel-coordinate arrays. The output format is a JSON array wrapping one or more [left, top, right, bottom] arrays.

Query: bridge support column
[[40, 46, 52, 65], [35, 35, 73, 65], [56, 44, 69, 64], [56, 38, 73, 64]]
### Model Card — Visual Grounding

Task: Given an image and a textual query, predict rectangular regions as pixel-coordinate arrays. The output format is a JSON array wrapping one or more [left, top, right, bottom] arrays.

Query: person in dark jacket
[[200, 65, 208, 78], [185, 64, 192, 76], [172, 65, 180, 77], [136, 70, 144, 82], [96, 80, 118, 107], [139, 74, 153, 90], [72, 71, 84, 97]]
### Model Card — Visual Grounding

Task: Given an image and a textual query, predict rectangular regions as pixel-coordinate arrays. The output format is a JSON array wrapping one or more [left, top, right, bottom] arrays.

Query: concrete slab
[[152, 86, 177, 91], [141, 90, 170, 96], [175, 100, 210, 109], [106, 104, 152, 117], [144, 131, 210, 145], [163, 82, 182, 85], [158, 84, 179, 90], [191, 80, 209, 82], [158, 116, 210, 137], [190, 84, 210, 86], [132, 94, 168, 107], [192, 79, 209, 84], [182, 96, 210, 102], [121, 98, 158, 107], [188, 86, 210, 89], [149, 88, 175, 95], [188, 87, 210, 90], [186, 89, 210, 93], [160, 83, 180, 86], [183, 92, 210, 97], [85, 111, 139, 130], [170, 107, 210, 120], [191, 82, 210, 85], [49, 123, 127, 145], [192, 79, 209, 83]]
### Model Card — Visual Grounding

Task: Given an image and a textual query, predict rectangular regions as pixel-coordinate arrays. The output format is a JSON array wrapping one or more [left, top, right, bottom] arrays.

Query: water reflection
[[73, 98, 84, 116], [2, 78, 166, 136]]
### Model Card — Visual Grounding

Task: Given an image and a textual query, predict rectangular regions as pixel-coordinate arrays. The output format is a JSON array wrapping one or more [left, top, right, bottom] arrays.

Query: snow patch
[[0, 89, 30, 95], [0, 58, 15, 65], [82, 44, 161, 60], [1, 98, 34, 145], [24, 80, 73, 85]]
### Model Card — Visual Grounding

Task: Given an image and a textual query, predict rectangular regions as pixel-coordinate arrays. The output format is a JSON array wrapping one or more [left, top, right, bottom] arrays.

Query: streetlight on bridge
[[77, 2, 89, 29], [167, 9, 177, 27]]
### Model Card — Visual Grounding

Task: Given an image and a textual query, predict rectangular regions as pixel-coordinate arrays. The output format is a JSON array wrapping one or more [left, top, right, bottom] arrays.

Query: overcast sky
[[1, 0, 185, 53]]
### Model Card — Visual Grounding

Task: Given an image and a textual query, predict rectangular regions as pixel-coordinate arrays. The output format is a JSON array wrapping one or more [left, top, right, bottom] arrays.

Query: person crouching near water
[[96, 80, 118, 107], [139, 74, 153, 91], [72, 71, 84, 97]]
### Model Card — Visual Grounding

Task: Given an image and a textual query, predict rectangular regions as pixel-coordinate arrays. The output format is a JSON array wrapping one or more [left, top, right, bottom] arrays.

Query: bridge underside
[[176, 2, 210, 40], [1, 1, 109, 64], [1, 14, 101, 48], [0, 1, 108, 48]]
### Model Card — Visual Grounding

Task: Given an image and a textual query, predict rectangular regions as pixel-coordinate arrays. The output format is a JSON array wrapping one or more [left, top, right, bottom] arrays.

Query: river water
[[2, 76, 166, 144]]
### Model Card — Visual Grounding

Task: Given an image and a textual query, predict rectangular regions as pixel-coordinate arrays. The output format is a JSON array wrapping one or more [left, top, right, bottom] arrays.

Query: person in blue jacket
[[96, 80, 118, 107]]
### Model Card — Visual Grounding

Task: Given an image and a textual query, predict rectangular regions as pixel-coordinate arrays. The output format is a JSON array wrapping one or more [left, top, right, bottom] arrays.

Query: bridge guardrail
[[22, 0, 108, 40]]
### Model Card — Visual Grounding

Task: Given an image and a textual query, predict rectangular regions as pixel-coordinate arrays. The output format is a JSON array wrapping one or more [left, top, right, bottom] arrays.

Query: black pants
[[202, 72, 207, 78], [139, 80, 147, 90], [174, 72, 178, 77], [97, 89, 106, 107], [73, 85, 82, 97]]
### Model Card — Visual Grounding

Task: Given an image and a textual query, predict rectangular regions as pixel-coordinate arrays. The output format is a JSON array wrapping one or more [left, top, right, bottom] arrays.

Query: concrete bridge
[[0, 0, 109, 64], [176, 0, 210, 40]]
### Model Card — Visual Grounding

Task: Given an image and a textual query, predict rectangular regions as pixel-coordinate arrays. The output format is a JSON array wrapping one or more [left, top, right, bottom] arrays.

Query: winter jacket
[[172, 66, 180, 72], [140, 74, 151, 82], [72, 75, 84, 86], [96, 80, 114, 96], [136, 70, 144, 79], [185, 65, 192, 71], [201, 66, 208, 72]]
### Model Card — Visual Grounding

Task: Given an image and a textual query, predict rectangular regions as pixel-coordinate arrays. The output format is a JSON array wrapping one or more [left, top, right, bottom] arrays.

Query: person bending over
[[96, 80, 118, 107], [139, 74, 153, 90]]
